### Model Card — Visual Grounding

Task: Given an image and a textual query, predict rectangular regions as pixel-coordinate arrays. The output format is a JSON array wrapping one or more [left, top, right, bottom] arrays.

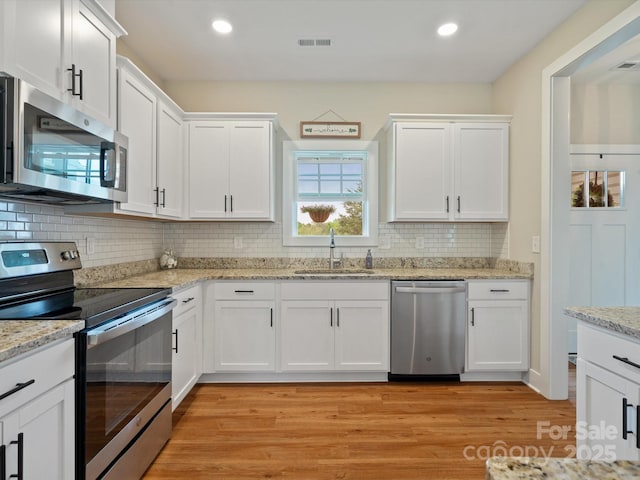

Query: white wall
[[492, 0, 634, 376]]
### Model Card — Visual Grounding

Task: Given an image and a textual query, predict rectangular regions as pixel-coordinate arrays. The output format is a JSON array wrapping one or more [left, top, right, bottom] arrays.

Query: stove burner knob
[[61, 251, 72, 260]]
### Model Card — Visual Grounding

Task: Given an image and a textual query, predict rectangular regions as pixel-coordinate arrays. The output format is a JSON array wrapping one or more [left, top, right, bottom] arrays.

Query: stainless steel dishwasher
[[390, 280, 467, 380]]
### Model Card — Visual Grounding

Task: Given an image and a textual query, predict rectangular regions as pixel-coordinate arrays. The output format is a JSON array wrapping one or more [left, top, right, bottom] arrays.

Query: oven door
[[76, 298, 175, 480]]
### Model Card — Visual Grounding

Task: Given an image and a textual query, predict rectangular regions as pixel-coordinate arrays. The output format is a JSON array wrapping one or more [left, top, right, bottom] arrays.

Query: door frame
[[540, 2, 640, 399]]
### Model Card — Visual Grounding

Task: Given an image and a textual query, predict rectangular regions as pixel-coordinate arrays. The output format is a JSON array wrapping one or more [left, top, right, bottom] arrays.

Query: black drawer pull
[[1, 444, 5, 480], [181, 297, 195, 304], [0, 379, 35, 402], [234, 290, 254, 294], [490, 289, 510, 293], [9, 432, 23, 480], [613, 355, 640, 370], [172, 329, 179, 354]]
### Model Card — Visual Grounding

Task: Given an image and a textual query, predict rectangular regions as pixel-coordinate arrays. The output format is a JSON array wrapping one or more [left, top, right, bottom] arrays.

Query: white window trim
[[283, 139, 378, 247]]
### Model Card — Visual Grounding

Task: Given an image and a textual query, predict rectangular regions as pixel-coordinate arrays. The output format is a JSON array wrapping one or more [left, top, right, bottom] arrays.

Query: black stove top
[[0, 286, 169, 329]]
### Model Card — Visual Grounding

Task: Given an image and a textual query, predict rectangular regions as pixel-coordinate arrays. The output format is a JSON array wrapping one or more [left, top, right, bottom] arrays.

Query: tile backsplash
[[0, 200, 508, 268]]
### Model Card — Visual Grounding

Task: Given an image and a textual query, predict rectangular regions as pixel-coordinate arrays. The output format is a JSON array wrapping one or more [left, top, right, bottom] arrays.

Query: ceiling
[[114, 0, 588, 84]]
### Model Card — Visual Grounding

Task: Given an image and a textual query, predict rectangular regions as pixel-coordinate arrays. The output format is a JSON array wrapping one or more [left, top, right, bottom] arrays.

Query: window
[[571, 170, 625, 208], [283, 140, 378, 246]]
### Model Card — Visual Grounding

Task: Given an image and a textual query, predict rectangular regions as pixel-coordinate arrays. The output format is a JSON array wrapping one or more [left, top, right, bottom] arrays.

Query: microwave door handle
[[99, 141, 116, 187]]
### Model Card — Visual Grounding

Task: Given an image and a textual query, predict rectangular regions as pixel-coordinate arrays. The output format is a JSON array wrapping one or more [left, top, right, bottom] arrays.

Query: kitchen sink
[[293, 269, 375, 275]]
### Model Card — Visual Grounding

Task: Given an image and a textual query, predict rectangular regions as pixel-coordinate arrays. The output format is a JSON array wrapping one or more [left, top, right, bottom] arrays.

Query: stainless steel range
[[0, 242, 176, 480]]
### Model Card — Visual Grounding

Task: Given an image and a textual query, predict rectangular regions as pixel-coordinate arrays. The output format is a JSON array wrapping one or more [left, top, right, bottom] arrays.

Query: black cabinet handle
[[172, 329, 178, 353], [623, 398, 633, 440], [446, 196, 449, 213], [637, 405, 640, 449], [270, 308, 273, 328], [230, 195, 233, 213], [1, 444, 6, 480], [457, 196, 461, 213], [471, 307, 475, 326], [161, 188, 166, 207], [234, 290, 254, 294], [67, 64, 82, 98], [613, 355, 640, 370], [0, 379, 35, 402], [9, 432, 23, 480], [337, 308, 340, 327], [224, 195, 227, 212], [490, 289, 510, 293], [330, 308, 333, 327], [182, 297, 195, 304], [78, 68, 84, 100], [154, 187, 160, 207]]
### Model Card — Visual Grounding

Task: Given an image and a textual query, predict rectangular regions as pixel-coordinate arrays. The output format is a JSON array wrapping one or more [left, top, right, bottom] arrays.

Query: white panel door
[[567, 154, 640, 354], [214, 301, 276, 371], [228, 122, 273, 219], [280, 301, 333, 371], [117, 69, 157, 216], [188, 122, 230, 218], [172, 306, 199, 410], [334, 301, 389, 371], [392, 123, 451, 220], [156, 101, 184, 219], [453, 123, 509, 220]]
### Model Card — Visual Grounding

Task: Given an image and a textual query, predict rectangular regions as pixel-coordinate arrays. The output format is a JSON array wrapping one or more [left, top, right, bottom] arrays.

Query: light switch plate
[[86, 237, 96, 255], [532, 235, 540, 253]]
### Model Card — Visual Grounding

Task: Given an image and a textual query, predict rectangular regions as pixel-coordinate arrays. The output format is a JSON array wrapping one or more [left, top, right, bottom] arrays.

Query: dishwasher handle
[[394, 286, 466, 294]]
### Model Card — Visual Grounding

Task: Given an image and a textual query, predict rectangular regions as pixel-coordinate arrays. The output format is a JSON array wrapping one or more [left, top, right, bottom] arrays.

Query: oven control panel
[[0, 241, 82, 278]]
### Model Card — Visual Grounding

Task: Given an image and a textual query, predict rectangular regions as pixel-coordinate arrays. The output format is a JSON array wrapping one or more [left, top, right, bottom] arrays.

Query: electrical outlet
[[532, 235, 540, 254], [234, 237, 243, 249], [415, 237, 424, 249], [86, 237, 96, 255]]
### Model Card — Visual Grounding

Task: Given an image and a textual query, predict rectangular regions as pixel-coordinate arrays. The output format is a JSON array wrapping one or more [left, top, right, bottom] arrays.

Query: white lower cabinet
[[0, 339, 75, 480], [577, 322, 640, 460], [466, 280, 530, 372], [171, 285, 202, 410], [280, 282, 389, 372], [204, 281, 276, 373]]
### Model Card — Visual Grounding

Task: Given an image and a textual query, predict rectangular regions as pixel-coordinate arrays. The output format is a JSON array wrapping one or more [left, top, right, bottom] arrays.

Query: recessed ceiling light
[[212, 19, 232, 34], [437, 23, 458, 37]]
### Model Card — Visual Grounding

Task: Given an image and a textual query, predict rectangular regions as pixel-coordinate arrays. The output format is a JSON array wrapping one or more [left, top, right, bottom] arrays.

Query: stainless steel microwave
[[0, 77, 127, 204]]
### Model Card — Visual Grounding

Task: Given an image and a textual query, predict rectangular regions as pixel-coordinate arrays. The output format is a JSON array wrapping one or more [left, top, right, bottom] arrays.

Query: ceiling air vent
[[298, 38, 332, 47], [614, 61, 640, 70]]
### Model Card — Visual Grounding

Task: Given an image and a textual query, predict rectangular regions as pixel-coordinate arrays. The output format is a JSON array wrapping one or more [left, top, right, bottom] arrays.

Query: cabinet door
[[466, 300, 528, 371], [577, 359, 640, 460], [334, 301, 389, 371], [214, 301, 276, 371], [70, 0, 117, 125], [157, 101, 184, 219], [228, 122, 273, 219], [392, 123, 451, 220], [2, 0, 65, 100], [188, 122, 230, 218], [172, 306, 200, 410], [280, 301, 334, 371], [117, 69, 157, 216], [453, 123, 508, 221], [0, 379, 75, 480]]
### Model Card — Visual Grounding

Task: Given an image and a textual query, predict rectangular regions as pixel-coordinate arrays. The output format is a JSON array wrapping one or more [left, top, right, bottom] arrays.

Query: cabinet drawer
[[467, 280, 529, 300], [214, 282, 275, 300], [578, 322, 640, 385], [0, 338, 74, 417], [173, 285, 201, 317], [281, 281, 389, 301]]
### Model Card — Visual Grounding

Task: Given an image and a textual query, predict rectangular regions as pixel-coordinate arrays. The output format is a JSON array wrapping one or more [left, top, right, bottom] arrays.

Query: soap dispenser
[[365, 249, 373, 269]]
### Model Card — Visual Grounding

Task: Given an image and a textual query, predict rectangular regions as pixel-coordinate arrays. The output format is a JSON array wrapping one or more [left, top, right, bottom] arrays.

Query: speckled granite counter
[[91, 267, 532, 291], [564, 306, 640, 341], [0, 320, 84, 364], [486, 456, 640, 479]]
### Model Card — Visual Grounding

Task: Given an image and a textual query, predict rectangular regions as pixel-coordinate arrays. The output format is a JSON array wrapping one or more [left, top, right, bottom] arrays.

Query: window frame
[[282, 139, 378, 247]]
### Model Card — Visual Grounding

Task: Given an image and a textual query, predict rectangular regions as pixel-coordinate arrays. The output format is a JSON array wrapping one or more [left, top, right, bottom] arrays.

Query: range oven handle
[[86, 298, 177, 347]]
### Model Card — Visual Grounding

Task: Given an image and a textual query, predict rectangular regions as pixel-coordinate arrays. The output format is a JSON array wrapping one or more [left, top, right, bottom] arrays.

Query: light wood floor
[[143, 373, 576, 479]]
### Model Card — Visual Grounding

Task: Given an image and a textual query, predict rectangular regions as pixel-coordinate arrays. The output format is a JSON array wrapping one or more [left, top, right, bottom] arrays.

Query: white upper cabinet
[[0, 0, 125, 127], [387, 115, 510, 222], [186, 115, 277, 221]]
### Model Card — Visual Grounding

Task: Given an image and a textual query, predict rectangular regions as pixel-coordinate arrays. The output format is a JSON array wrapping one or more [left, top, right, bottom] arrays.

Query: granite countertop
[[486, 456, 640, 479], [564, 306, 640, 341], [93, 267, 532, 290], [0, 320, 84, 364]]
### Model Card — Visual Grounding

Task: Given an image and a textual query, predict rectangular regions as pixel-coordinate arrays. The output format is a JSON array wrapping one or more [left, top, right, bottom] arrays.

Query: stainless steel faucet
[[329, 228, 340, 269]]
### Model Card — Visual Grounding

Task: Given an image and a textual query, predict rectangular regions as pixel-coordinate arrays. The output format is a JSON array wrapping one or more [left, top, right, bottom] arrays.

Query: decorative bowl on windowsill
[[300, 204, 336, 223]]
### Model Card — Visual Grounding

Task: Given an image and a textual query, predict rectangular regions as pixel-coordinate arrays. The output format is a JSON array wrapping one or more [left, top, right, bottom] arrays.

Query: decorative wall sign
[[300, 121, 361, 139]]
